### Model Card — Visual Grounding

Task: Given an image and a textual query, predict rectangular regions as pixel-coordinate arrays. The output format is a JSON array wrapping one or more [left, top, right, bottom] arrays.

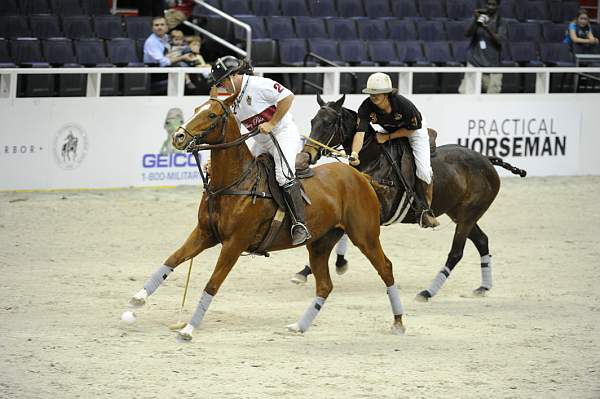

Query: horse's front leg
[[178, 239, 246, 341], [128, 225, 217, 307]]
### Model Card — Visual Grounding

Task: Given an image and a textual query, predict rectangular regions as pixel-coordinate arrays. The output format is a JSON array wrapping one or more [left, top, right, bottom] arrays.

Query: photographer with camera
[[458, 0, 507, 94]]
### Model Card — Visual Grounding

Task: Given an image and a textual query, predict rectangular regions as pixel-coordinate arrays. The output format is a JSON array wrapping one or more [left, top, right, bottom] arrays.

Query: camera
[[475, 8, 488, 15]]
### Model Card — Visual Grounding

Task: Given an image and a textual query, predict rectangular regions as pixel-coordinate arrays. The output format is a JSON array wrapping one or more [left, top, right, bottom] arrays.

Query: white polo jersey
[[231, 75, 296, 142]]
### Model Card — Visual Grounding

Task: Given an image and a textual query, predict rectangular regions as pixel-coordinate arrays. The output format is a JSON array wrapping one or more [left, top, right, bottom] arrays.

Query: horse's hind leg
[[287, 229, 342, 333], [129, 225, 217, 307], [345, 225, 405, 335], [468, 223, 493, 296]]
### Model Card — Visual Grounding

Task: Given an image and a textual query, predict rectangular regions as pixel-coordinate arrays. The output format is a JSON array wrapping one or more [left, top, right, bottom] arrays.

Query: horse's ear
[[335, 94, 346, 108], [316, 93, 325, 107]]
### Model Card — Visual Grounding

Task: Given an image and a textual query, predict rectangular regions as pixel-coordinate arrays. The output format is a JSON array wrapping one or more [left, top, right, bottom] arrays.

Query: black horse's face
[[304, 94, 346, 165], [172, 99, 228, 151]]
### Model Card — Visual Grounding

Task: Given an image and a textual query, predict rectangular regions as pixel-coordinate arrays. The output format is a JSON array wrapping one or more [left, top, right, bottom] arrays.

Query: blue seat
[[308, 39, 343, 64], [22, 0, 52, 14], [278, 38, 308, 65], [368, 40, 404, 65], [325, 18, 358, 40], [0, 16, 31, 38], [542, 22, 567, 42], [30, 14, 63, 38], [74, 37, 111, 65], [357, 19, 388, 40], [0, 38, 16, 67], [251, 0, 280, 16], [10, 38, 54, 97], [417, 20, 446, 41], [508, 41, 544, 66], [449, 40, 469, 64], [265, 16, 296, 40], [445, 20, 470, 41], [337, 0, 366, 18], [191, 0, 221, 16], [418, 0, 446, 19], [396, 40, 428, 64], [446, 0, 476, 20], [251, 39, 277, 66], [0, 0, 19, 16], [423, 41, 459, 65], [308, 0, 336, 17], [82, 0, 111, 15], [525, 1, 550, 22], [513, 1, 527, 22], [43, 37, 85, 96], [94, 15, 125, 39], [392, 0, 420, 19], [294, 17, 327, 39], [62, 15, 94, 39], [539, 42, 575, 66], [281, 0, 309, 16], [234, 16, 267, 41], [507, 21, 543, 43], [339, 40, 376, 65], [50, 0, 84, 16], [106, 37, 141, 65], [387, 19, 417, 41], [124, 16, 152, 40], [365, 0, 393, 19], [222, 0, 252, 16], [498, 0, 517, 20], [551, 1, 579, 23]]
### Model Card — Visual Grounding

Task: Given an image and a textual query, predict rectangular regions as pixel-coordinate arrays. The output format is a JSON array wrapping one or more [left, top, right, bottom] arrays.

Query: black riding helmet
[[210, 56, 253, 86]]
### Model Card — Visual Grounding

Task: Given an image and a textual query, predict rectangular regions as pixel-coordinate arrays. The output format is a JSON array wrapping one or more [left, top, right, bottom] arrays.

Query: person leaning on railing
[[564, 9, 600, 55]]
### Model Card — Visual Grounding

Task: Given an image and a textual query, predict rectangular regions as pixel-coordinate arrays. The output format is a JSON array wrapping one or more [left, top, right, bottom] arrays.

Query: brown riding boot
[[417, 180, 440, 228]]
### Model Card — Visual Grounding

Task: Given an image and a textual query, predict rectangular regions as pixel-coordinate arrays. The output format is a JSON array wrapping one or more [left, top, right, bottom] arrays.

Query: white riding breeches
[[408, 120, 433, 184], [250, 124, 302, 186]]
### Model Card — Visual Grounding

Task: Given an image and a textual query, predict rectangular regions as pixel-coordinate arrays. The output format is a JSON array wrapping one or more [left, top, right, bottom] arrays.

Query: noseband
[[308, 105, 345, 160], [183, 98, 230, 152]]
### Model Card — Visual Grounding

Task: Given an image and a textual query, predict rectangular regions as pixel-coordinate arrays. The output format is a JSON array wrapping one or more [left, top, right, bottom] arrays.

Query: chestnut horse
[[300, 95, 526, 301], [126, 96, 406, 340]]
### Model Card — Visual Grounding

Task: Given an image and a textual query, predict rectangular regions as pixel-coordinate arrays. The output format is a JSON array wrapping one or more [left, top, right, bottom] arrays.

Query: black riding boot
[[282, 180, 311, 245]]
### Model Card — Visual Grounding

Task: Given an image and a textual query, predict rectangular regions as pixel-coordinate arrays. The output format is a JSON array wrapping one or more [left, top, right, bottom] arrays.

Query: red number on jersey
[[273, 83, 284, 93]]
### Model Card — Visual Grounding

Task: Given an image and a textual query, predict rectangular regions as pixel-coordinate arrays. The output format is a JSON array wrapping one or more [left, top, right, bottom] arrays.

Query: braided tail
[[487, 156, 527, 178]]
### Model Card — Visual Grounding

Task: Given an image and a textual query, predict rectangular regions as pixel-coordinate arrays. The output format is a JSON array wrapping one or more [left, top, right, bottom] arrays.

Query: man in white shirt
[[143, 16, 194, 66], [210, 56, 310, 245]]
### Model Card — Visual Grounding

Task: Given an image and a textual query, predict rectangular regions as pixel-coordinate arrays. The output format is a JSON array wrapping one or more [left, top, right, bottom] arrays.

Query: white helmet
[[362, 72, 395, 94]]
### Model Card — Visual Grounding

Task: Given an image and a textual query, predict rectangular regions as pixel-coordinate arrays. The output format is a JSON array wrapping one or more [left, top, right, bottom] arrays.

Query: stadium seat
[[124, 16, 152, 40], [446, 0, 476, 20], [251, 39, 278, 66], [392, 0, 420, 19], [364, 0, 393, 19], [308, 0, 336, 17], [222, 0, 253, 16], [106, 38, 150, 96], [0, 0, 20, 16], [539, 42, 575, 66], [325, 18, 358, 40], [234, 16, 267, 41], [499, 0, 518, 21], [308, 39, 343, 64], [357, 19, 388, 40], [507, 21, 543, 43], [396, 40, 428, 65], [0, 16, 32, 38], [251, 0, 280, 16], [281, 0, 309, 16], [22, 0, 52, 15], [368, 40, 405, 66], [0, 38, 17, 67], [417, 20, 447, 42], [423, 41, 462, 93], [93, 15, 125, 39], [525, 1, 550, 22], [30, 14, 63, 39], [10, 38, 53, 97], [542, 22, 567, 42], [418, 0, 447, 19], [445, 20, 470, 41], [50, 0, 84, 16], [9, 38, 47, 66], [74, 38, 118, 95], [551, 1, 579, 23], [278, 38, 309, 66], [264, 16, 295, 40], [294, 17, 328, 39], [339, 40, 376, 66], [203, 15, 233, 42], [82, 0, 111, 15], [62, 16, 94, 39], [449, 40, 469, 65], [42, 37, 86, 96], [191, 0, 221, 16], [387, 19, 418, 41], [337, 0, 366, 18], [508, 42, 544, 66]]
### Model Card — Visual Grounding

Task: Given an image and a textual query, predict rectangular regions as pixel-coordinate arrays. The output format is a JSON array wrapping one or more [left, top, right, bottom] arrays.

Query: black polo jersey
[[357, 93, 422, 134]]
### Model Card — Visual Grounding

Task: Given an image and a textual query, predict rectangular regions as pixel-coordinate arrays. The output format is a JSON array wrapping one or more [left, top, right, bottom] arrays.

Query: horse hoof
[[177, 324, 194, 341], [286, 322, 303, 333], [473, 287, 489, 297], [290, 274, 307, 285], [335, 263, 348, 275], [129, 289, 147, 307], [415, 290, 432, 302], [391, 323, 406, 336]]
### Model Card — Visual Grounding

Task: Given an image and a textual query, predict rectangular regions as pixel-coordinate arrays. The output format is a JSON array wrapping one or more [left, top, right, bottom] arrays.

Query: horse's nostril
[[174, 132, 185, 142]]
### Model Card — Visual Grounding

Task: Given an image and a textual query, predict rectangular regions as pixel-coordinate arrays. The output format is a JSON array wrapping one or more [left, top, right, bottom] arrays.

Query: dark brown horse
[[126, 95, 407, 340], [300, 94, 526, 301]]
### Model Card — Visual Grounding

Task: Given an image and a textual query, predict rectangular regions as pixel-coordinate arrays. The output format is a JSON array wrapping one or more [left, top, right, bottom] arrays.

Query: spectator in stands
[[188, 36, 208, 67], [458, 0, 506, 94], [564, 9, 600, 55], [143, 17, 195, 67]]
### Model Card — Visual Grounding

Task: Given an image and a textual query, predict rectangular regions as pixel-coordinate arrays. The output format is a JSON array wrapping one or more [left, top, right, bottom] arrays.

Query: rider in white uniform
[[210, 56, 310, 245]]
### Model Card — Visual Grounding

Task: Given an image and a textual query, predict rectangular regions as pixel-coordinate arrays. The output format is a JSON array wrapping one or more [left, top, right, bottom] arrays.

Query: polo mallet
[[168, 257, 194, 331], [301, 134, 357, 163]]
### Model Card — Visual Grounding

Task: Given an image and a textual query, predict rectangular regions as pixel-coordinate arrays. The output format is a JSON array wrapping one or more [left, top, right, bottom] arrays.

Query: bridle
[[181, 97, 230, 152], [306, 104, 345, 162]]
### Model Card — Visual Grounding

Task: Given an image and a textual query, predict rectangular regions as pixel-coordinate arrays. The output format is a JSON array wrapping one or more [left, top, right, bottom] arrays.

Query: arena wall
[[1, 94, 599, 190]]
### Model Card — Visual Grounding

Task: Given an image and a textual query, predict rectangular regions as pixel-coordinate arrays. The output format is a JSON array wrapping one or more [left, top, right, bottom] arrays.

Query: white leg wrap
[[481, 255, 492, 289], [386, 285, 404, 316], [143, 265, 173, 295], [335, 234, 349, 256], [427, 266, 450, 296], [297, 297, 325, 332], [189, 291, 214, 328]]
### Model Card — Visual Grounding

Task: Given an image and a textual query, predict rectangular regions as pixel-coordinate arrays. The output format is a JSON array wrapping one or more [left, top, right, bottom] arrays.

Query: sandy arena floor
[[1, 176, 599, 398]]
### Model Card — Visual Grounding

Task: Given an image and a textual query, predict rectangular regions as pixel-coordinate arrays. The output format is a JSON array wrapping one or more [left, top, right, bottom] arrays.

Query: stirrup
[[290, 223, 311, 245], [418, 209, 439, 228]]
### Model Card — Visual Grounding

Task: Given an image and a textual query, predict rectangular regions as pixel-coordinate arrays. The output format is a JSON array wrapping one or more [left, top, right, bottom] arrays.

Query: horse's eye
[[208, 113, 217, 119]]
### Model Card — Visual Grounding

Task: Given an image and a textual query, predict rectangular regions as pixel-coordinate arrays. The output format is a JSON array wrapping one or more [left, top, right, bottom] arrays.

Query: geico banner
[[1, 93, 599, 190]]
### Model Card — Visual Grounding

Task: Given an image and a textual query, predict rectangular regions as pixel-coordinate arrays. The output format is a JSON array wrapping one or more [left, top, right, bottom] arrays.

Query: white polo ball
[[121, 310, 137, 324]]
